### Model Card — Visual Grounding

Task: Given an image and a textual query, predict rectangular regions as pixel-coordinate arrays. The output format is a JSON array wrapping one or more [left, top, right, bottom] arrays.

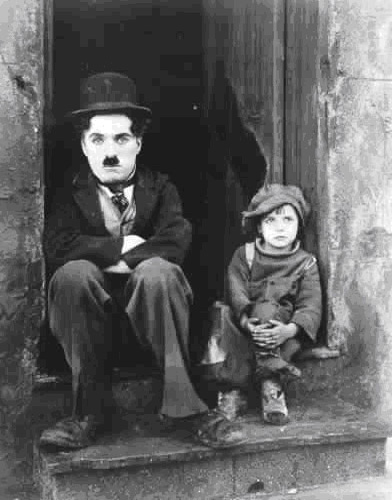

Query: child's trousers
[[199, 302, 303, 390]]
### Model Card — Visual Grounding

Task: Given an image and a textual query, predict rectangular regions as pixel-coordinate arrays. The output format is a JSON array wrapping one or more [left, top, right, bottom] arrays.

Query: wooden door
[[200, 0, 320, 293], [284, 0, 320, 255], [202, 0, 285, 182], [200, 0, 285, 298]]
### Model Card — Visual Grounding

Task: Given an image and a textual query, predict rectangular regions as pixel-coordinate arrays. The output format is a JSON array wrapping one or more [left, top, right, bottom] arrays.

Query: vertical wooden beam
[[284, 0, 320, 254], [270, 0, 285, 183]]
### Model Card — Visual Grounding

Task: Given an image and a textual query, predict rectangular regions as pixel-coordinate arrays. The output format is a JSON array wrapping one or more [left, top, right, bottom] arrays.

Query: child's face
[[257, 204, 299, 253]]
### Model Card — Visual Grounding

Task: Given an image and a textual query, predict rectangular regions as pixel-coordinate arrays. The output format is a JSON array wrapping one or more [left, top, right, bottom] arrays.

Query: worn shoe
[[39, 415, 103, 450], [261, 379, 289, 425], [217, 389, 248, 421], [195, 409, 248, 448]]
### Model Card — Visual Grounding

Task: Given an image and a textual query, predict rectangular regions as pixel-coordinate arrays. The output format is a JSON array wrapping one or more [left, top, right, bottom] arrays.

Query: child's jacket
[[226, 240, 322, 342]]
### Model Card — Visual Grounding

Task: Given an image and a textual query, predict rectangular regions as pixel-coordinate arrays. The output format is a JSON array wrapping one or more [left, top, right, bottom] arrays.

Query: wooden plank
[[271, 0, 286, 183], [203, 0, 285, 182], [284, 0, 320, 254]]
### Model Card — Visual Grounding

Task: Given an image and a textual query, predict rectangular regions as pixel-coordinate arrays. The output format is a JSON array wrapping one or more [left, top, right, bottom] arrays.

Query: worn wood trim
[[284, 0, 320, 255], [316, 0, 333, 348], [270, 0, 285, 183]]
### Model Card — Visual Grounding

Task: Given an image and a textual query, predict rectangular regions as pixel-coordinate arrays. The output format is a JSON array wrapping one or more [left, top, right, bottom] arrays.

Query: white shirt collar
[[98, 183, 135, 202]]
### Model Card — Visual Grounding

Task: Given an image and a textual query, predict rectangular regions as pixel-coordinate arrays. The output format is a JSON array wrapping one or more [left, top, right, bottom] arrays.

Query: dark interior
[[40, 0, 267, 376]]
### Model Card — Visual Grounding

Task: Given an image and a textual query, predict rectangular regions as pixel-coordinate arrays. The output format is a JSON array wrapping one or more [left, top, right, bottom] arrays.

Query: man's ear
[[81, 136, 87, 157], [136, 137, 142, 151]]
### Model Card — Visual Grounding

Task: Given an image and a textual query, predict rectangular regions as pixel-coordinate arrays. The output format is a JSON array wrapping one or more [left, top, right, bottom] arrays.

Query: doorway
[[41, 0, 320, 373]]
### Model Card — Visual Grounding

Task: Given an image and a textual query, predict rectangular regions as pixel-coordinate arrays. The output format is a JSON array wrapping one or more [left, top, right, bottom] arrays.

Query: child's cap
[[242, 184, 310, 229]]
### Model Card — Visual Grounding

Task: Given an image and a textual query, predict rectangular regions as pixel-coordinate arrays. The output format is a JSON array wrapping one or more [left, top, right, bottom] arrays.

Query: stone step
[[32, 345, 344, 420], [36, 392, 391, 500], [230, 476, 392, 499]]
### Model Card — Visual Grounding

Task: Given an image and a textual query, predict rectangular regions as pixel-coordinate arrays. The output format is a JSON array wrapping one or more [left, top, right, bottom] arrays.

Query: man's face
[[81, 114, 142, 185]]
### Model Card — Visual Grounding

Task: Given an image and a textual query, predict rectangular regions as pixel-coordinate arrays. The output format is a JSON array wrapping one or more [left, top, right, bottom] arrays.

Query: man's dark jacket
[[44, 164, 192, 276]]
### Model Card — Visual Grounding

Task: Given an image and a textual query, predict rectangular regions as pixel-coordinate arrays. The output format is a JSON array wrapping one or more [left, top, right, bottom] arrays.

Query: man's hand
[[104, 235, 146, 274], [104, 260, 131, 274], [251, 320, 298, 349], [122, 235, 146, 254]]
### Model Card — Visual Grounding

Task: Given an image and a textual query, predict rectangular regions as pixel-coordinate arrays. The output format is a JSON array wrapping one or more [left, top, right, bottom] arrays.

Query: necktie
[[111, 191, 129, 214]]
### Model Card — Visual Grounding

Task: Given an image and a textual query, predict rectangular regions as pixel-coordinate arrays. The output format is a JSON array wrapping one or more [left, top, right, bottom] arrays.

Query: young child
[[226, 183, 322, 424]]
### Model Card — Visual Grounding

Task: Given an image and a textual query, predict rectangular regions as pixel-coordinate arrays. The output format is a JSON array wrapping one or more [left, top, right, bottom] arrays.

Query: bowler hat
[[242, 184, 310, 234], [67, 72, 152, 120]]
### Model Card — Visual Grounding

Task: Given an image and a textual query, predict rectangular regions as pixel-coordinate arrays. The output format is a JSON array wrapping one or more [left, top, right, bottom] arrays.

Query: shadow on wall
[[341, 270, 381, 410]]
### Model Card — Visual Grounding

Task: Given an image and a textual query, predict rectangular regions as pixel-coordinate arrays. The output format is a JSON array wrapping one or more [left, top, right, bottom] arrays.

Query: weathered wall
[[0, 0, 44, 492], [320, 0, 392, 415]]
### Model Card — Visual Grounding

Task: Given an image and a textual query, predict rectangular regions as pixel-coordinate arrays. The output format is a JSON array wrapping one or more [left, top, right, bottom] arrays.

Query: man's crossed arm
[[104, 235, 146, 273]]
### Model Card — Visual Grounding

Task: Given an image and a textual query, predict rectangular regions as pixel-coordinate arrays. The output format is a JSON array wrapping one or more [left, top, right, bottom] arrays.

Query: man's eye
[[264, 218, 274, 224], [116, 136, 131, 145], [91, 137, 104, 145]]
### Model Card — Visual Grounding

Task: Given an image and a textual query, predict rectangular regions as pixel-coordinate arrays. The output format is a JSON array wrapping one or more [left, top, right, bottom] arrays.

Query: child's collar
[[255, 238, 300, 257]]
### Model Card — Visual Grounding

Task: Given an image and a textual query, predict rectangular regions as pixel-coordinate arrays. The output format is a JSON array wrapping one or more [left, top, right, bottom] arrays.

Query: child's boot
[[261, 378, 289, 425], [217, 389, 248, 420]]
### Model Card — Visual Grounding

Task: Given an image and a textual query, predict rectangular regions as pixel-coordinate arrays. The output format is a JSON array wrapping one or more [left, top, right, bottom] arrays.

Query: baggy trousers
[[48, 257, 208, 421]]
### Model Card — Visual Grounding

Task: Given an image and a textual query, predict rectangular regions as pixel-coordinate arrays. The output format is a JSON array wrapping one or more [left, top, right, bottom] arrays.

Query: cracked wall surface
[[0, 0, 44, 497], [0, 0, 44, 439], [320, 0, 392, 416]]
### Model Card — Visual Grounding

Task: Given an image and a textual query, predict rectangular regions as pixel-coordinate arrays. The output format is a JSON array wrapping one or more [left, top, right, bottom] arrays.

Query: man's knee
[[49, 260, 104, 293], [128, 257, 192, 299], [133, 257, 182, 284]]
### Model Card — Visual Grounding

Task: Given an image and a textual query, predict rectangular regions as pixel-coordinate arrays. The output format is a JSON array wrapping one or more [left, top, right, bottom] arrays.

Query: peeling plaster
[[323, 0, 392, 417], [0, 0, 44, 451]]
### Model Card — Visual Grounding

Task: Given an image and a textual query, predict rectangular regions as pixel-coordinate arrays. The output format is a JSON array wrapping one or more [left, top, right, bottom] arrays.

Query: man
[[40, 72, 246, 450]]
